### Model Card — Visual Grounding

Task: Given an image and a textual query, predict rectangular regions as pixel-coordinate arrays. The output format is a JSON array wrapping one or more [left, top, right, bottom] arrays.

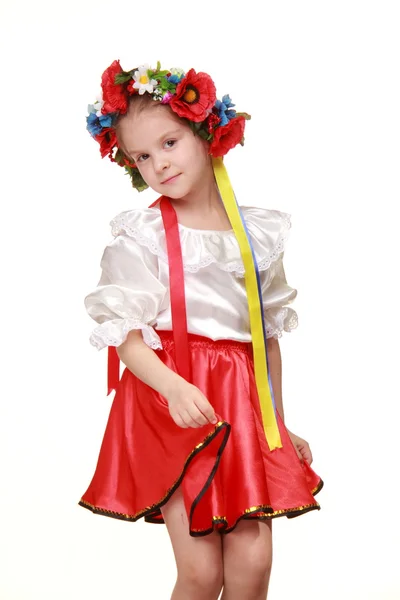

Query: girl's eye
[[137, 154, 149, 162], [164, 139, 176, 149]]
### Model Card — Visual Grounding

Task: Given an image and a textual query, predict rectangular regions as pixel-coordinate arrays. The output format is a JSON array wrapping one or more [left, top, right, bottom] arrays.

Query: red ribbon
[[107, 346, 120, 396], [159, 196, 192, 382], [107, 196, 191, 395]]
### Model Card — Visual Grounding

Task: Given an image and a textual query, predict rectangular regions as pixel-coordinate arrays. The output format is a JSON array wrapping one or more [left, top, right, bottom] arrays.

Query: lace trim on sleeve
[[89, 318, 163, 351], [265, 307, 298, 339]]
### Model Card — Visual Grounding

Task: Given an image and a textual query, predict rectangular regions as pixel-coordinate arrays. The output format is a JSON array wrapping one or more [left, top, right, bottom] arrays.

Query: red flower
[[111, 146, 137, 168], [126, 79, 139, 96], [122, 155, 136, 168], [95, 128, 117, 159], [170, 69, 216, 123], [209, 116, 246, 157], [207, 112, 221, 133], [101, 60, 128, 115]]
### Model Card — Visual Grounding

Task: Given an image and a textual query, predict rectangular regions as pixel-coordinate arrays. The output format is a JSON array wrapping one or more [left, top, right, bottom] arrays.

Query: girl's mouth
[[161, 174, 181, 184]]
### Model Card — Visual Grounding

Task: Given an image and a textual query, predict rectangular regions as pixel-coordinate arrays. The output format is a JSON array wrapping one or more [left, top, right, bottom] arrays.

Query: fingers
[[289, 432, 314, 465], [295, 447, 303, 461], [171, 406, 208, 429], [173, 414, 188, 429], [167, 384, 217, 429], [194, 395, 217, 424], [171, 400, 217, 429], [182, 408, 206, 428], [299, 443, 313, 465]]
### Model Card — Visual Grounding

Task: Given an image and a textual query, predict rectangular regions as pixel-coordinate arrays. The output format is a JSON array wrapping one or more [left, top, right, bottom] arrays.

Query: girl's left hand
[[287, 431, 313, 465]]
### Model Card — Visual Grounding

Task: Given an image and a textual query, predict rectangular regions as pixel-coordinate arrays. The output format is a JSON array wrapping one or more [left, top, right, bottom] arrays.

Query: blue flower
[[214, 94, 236, 127], [86, 112, 113, 137], [168, 74, 183, 84]]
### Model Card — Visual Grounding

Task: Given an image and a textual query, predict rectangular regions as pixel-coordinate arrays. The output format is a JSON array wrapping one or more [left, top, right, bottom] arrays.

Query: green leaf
[[114, 148, 125, 166], [197, 129, 210, 141], [115, 72, 133, 84], [160, 79, 170, 90], [156, 70, 169, 77], [235, 112, 252, 120], [156, 60, 161, 71], [126, 166, 148, 191], [161, 81, 176, 93], [186, 119, 211, 141]]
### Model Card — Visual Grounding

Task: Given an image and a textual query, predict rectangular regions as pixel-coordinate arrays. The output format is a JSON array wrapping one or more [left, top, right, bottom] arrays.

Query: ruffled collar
[[110, 206, 291, 277]]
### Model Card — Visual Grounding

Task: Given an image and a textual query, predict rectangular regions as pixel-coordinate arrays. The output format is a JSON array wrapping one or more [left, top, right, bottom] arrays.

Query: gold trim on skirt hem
[[79, 420, 230, 522], [79, 423, 324, 536]]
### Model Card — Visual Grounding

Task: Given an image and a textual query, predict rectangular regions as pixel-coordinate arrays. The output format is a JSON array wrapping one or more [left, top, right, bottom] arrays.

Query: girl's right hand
[[165, 378, 218, 429]]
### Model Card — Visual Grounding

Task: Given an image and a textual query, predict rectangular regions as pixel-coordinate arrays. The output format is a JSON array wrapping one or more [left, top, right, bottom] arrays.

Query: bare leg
[[221, 519, 273, 600], [161, 487, 224, 600]]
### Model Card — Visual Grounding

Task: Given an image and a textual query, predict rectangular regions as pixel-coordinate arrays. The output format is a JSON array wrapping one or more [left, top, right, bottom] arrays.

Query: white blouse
[[85, 206, 299, 350]]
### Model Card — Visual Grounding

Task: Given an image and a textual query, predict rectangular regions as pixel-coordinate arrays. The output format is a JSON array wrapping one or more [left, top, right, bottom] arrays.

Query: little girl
[[80, 59, 323, 600]]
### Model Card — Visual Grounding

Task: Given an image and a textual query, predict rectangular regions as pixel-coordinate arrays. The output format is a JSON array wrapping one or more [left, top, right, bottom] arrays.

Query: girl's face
[[118, 104, 213, 198]]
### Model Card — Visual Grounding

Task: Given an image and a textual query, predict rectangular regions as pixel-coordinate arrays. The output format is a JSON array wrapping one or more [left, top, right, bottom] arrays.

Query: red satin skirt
[[79, 331, 323, 536]]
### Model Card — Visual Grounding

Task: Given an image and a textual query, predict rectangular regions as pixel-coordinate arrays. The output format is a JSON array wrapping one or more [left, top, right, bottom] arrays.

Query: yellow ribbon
[[212, 157, 282, 450]]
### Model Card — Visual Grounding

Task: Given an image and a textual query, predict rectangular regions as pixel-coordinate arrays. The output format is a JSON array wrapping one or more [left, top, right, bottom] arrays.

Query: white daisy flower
[[111, 146, 118, 160], [93, 90, 104, 116], [132, 64, 158, 95]]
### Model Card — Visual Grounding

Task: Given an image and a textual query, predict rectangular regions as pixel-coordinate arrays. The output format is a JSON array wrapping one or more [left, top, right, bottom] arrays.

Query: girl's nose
[[155, 157, 170, 173]]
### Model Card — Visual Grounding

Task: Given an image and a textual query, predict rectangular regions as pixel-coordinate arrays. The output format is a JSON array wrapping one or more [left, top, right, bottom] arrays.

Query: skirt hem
[[78, 416, 323, 537], [79, 420, 231, 533]]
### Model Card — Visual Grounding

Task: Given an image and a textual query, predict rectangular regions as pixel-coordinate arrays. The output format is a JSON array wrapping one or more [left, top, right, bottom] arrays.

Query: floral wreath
[[86, 60, 251, 191]]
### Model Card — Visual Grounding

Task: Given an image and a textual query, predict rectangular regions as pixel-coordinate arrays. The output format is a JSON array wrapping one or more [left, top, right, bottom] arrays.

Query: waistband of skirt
[[156, 330, 253, 354]]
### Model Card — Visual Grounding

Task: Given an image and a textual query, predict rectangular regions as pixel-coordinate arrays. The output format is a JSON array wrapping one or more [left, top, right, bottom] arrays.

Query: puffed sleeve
[[262, 255, 298, 339], [85, 234, 168, 350]]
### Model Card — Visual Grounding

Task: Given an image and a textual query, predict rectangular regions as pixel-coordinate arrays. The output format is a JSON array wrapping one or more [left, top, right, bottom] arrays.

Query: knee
[[248, 549, 273, 581], [224, 547, 273, 593], [178, 558, 224, 596], [240, 552, 272, 582]]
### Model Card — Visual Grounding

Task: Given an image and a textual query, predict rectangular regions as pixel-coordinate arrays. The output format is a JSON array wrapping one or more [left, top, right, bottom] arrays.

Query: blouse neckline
[[150, 206, 234, 235], [178, 223, 234, 235]]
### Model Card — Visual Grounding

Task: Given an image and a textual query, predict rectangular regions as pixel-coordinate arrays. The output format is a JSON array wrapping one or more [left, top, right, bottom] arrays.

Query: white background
[[1, 1, 399, 598]]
